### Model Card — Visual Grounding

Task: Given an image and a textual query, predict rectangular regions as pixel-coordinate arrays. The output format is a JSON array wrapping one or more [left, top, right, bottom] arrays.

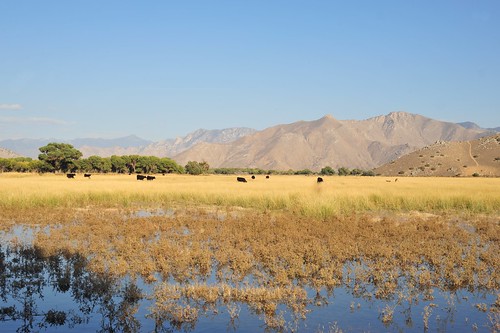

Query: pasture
[[0, 173, 499, 332], [0, 173, 499, 215]]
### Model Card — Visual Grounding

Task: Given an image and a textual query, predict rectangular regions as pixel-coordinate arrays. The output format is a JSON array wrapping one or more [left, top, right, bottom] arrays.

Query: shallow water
[[0, 243, 496, 333]]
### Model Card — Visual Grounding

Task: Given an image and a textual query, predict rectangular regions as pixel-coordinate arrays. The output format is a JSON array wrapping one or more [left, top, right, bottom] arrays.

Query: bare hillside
[[174, 112, 493, 171], [374, 134, 500, 177], [0, 147, 20, 158]]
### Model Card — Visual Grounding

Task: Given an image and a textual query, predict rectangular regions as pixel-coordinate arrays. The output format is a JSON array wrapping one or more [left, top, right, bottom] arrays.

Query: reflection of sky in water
[[0, 231, 496, 332]]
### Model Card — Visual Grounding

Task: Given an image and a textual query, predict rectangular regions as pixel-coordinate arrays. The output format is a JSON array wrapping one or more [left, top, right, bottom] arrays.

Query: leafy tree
[[110, 155, 128, 173], [199, 161, 210, 173], [0, 158, 13, 172], [125, 155, 141, 174], [38, 143, 82, 173], [295, 169, 314, 175], [320, 166, 336, 175], [28, 160, 49, 173], [350, 168, 363, 175], [85, 156, 112, 173], [185, 161, 205, 175], [337, 167, 350, 176], [158, 157, 184, 174]]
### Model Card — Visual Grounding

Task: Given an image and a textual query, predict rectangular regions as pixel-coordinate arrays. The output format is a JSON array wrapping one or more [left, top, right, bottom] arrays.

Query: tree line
[[0, 142, 375, 176]]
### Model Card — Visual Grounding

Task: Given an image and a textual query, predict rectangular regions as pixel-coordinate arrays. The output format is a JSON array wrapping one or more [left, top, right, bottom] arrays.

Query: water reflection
[[0, 245, 142, 333]]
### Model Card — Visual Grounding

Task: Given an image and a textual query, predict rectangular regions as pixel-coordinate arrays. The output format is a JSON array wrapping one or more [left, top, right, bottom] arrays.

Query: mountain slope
[[173, 112, 494, 170], [374, 134, 500, 177], [0, 147, 20, 158]]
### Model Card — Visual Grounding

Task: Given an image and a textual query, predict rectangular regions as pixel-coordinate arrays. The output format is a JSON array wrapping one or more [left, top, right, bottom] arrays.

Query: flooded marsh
[[0, 174, 499, 332]]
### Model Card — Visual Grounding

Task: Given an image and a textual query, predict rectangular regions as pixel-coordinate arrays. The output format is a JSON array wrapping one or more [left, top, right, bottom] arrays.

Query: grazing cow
[[395, 178, 398, 182], [251, 175, 256, 179], [66, 173, 76, 179], [237, 177, 247, 183], [266, 175, 270, 179], [84, 173, 91, 178], [386, 180, 391, 182], [137, 175, 147, 181], [147, 175, 156, 181], [317, 177, 323, 183]]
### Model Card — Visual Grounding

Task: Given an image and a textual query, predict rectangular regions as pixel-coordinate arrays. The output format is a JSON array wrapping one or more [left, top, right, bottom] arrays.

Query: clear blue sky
[[1, 1, 499, 141]]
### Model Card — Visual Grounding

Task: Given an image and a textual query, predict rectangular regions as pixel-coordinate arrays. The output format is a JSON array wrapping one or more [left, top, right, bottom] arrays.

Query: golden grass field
[[0, 173, 499, 216], [0, 173, 499, 330]]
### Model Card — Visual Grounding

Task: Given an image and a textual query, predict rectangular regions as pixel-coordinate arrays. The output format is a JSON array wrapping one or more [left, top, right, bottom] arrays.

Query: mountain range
[[173, 112, 495, 170], [1, 112, 497, 170]]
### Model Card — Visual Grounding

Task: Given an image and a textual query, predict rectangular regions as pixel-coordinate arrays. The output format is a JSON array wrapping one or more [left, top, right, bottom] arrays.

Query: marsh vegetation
[[0, 174, 499, 332]]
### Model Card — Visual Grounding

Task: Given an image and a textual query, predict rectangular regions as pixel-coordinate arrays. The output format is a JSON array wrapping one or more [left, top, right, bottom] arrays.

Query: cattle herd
[[65, 173, 327, 184]]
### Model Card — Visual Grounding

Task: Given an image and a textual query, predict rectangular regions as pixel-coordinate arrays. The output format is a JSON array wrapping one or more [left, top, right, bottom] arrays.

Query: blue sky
[[1, 1, 499, 141]]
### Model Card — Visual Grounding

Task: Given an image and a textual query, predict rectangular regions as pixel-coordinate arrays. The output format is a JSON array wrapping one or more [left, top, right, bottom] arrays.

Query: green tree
[[38, 143, 82, 173], [125, 155, 141, 174], [350, 168, 363, 175], [185, 161, 205, 175], [86, 156, 112, 173], [110, 155, 128, 173], [137, 156, 159, 174], [337, 167, 350, 176], [158, 157, 184, 174], [320, 166, 336, 175], [295, 169, 314, 175]]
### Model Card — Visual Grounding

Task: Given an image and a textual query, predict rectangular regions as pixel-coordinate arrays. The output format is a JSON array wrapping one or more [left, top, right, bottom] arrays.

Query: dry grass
[[0, 173, 499, 216]]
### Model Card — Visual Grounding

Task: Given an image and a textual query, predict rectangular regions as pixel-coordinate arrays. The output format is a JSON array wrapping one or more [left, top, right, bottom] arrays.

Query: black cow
[[137, 175, 147, 181], [251, 175, 255, 179], [266, 175, 270, 179], [84, 173, 91, 178], [66, 173, 76, 179], [237, 177, 247, 183], [147, 175, 156, 181], [317, 177, 324, 183]]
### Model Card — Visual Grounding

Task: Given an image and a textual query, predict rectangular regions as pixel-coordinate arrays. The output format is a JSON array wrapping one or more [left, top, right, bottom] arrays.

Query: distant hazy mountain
[[0, 135, 151, 158], [0, 138, 56, 159], [71, 135, 152, 148], [374, 134, 500, 177], [0, 129, 256, 158], [458, 121, 500, 132], [173, 112, 494, 171]]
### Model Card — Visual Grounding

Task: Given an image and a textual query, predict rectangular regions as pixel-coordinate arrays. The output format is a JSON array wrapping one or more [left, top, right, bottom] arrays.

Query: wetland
[[0, 174, 499, 332]]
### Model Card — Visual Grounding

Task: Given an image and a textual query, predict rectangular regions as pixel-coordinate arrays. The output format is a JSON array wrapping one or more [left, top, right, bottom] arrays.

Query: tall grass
[[0, 173, 499, 216]]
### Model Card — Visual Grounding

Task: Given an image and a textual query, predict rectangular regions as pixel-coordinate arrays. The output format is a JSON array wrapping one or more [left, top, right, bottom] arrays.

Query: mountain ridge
[[173, 112, 495, 170]]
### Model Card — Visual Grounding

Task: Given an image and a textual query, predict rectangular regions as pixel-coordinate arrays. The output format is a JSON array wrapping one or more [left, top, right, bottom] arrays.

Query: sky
[[1, 1, 499, 141]]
